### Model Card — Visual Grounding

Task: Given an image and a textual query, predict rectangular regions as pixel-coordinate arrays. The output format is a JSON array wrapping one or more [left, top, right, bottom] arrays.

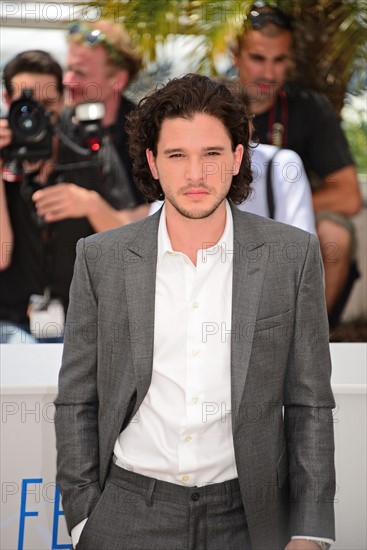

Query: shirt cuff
[[292, 536, 334, 544], [71, 518, 88, 548]]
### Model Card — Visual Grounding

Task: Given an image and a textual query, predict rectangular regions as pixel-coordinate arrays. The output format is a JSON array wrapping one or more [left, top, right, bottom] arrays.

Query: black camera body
[[2, 88, 53, 162]]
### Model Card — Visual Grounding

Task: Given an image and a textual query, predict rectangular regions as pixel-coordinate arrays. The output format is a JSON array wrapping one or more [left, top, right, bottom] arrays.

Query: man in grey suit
[[55, 74, 335, 550]]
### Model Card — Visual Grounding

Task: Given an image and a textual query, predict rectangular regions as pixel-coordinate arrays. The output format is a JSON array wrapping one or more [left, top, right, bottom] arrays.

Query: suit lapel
[[123, 211, 160, 411], [122, 206, 268, 428], [231, 207, 268, 431]]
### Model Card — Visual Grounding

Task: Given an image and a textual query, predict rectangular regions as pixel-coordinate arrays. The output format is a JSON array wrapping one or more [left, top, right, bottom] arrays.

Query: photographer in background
[[33, 19, 149, 232], [0, 49, 142, 342], [233, 3, 361, 327], [0, 51, 64, 342]]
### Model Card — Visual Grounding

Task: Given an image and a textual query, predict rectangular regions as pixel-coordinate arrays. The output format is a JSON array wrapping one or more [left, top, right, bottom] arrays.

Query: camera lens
[[9, 99, 47, 142], [18, 105, 42, 133]]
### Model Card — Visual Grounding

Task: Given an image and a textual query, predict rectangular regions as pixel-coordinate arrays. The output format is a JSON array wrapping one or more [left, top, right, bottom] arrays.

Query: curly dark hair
[[126, 74, 253, 204]]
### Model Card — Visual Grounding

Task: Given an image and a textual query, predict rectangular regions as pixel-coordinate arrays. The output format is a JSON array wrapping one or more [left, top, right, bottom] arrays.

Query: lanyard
[[268, 89, 288, 147]]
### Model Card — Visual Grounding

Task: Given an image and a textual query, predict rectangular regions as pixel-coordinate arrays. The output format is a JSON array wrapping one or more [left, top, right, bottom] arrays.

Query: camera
[[2, 89, 53, 162]]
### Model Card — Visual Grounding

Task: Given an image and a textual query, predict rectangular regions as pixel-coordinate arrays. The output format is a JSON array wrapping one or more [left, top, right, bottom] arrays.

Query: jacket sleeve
[[284, 233, 336, 539], [54, 238, 101, 533]]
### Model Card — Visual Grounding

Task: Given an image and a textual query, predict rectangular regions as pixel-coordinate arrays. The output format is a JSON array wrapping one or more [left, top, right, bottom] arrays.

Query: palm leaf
[[83, 0, 366, 110]]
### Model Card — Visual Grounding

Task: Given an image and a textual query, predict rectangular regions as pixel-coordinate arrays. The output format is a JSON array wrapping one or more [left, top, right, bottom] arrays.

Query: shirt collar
[[157, 200, 234, 263]]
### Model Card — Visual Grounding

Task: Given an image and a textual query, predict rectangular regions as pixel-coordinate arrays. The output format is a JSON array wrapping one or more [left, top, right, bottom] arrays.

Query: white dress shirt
[[114, 201, 237, 486]]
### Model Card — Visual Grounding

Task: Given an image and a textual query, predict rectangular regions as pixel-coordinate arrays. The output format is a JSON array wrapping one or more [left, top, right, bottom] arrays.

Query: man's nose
[[185, 158, 205, 183], [262, 61, 276, 81], [63, 71, 78, 87]]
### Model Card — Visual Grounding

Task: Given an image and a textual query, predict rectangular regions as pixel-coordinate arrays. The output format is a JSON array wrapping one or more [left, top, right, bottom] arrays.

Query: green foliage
[[343, 119, 367, 174], [83, 0, 367, 109]]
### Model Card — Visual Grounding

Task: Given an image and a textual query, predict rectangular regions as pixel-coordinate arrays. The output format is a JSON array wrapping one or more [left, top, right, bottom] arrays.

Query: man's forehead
[[157, 114, 232, 147], [241, 29, 293, 54], [11, 73, 60, 102], [67, 42, 107, 67]]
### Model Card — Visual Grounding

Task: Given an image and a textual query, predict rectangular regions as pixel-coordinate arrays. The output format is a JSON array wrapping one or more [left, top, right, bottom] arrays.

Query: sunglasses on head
[[248, 3, 293, 31], [67, 22, 127, 68]]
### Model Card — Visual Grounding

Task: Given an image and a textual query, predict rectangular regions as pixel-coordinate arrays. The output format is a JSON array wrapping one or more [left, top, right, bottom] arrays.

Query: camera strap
[[268, 89, 288, 147]]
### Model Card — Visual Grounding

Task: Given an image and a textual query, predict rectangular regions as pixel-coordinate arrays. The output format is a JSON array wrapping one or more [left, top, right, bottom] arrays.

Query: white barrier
[[1, 343, 366, 550]]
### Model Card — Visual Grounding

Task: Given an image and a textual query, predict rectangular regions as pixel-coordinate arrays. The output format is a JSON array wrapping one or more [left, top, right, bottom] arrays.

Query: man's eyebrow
[[202, 146, 225, 152], [163, 146, 225, 154], [66, 63, 86, 73], [274, 54, 289, 61], [248, 52, 266, 60], [163, 148, 184, 154], [248, 52, 289, 62]]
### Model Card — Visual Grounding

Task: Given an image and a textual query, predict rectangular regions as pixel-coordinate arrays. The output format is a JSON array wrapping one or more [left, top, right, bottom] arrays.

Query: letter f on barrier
[[18, 478, 42, 550]]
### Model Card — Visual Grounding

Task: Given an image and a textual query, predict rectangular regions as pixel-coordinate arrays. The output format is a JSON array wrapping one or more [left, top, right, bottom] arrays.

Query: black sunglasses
[[248, 3, 293, 31]]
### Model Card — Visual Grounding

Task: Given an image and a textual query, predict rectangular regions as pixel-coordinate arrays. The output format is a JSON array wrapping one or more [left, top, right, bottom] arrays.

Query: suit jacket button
[[191, 492, 200, 502]]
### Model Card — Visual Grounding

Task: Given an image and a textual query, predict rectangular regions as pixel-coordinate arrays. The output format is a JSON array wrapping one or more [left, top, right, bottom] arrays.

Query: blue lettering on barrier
[[18, 478, 42, 550], [52, 485, 71, 549], [17, 478, 71, 549]]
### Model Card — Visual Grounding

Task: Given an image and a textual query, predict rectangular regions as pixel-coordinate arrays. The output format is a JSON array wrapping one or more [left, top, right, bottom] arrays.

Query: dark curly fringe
[[126, 74, 253, 204]]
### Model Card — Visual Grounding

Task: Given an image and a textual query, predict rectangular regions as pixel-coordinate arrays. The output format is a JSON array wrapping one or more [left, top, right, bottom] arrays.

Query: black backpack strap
[[265, 148, 281, 220]]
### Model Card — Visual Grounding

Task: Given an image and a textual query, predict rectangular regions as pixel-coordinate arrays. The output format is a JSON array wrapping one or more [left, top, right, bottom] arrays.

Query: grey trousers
[[77, 464, 252, 550]]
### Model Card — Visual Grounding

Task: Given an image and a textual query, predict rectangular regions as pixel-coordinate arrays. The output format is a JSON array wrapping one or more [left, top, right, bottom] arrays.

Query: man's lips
[[184, 189, 209, 199], [258, 82, 272, 91]]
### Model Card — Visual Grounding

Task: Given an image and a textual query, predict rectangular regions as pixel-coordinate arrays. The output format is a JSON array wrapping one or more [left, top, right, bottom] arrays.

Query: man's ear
[[111, 69, 130, 93], [230, 36, 241, 68], [146, 148, 159, 179], [233, 144, 244, 175]]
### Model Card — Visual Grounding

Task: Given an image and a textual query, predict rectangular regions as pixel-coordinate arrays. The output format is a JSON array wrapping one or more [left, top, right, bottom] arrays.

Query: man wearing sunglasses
[[233, 2, 362, 327], [33, 20, 149, 234], [65, 20, 146, 206]]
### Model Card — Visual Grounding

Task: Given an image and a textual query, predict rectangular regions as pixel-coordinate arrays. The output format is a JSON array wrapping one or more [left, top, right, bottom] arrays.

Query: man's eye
[[169, 153, 184, 158], [206, 151, 220, 156], [250, 55, 264, 62]]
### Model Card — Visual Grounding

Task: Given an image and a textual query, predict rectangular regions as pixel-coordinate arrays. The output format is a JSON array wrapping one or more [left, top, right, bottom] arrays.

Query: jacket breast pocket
[[254, 309, 294, 333]]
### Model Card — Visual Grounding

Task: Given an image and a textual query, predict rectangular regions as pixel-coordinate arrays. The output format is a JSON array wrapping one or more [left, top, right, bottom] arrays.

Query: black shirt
[[252, 82, 355, 181], [108, 96, 146, 205], [0, 177, 46, 325]]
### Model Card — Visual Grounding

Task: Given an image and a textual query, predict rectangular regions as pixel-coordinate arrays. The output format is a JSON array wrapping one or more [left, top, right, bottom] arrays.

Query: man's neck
[[165, 202, 227, 266]]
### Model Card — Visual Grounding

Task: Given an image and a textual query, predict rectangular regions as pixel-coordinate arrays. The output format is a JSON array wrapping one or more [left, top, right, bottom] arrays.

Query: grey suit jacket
[[55, 206, 335, 550]]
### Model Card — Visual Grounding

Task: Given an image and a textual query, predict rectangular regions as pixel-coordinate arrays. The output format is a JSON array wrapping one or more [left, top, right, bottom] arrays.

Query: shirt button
[[182, 475, 190, 482], [192, 397, 199, 405], [185, 435, 192, 443], [192, 349, 200, 356], [192, 301, 199, 309], [191, 492, 200, 502]]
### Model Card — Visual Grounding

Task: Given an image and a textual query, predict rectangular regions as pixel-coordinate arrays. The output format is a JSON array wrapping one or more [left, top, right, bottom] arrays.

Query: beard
[[164, 185, 229, 220]]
